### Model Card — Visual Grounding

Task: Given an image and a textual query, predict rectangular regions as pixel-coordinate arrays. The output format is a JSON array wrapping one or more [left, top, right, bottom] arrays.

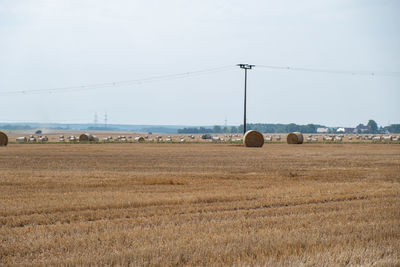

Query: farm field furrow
[[0, 143, 399, 266]]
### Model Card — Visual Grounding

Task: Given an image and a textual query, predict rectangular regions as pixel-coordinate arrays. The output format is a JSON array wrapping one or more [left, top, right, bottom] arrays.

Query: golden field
[[0, 143, 399, 266]]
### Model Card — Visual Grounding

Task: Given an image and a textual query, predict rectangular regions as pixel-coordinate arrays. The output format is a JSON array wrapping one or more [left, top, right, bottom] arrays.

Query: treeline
[[384, 124, 400, 133], [0, 124, 33, 130], [246, 123, 326, 133], [178, 123, 326, 134]]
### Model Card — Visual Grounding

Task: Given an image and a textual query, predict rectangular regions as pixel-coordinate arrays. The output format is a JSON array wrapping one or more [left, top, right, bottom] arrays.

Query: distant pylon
[[224, 116, 228, 132], [104, 112, 108, 128]]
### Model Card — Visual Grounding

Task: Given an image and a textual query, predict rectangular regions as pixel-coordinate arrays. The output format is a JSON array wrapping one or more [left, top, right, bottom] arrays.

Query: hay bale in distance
[[28, 135, 37, 143], [134, 136, 145, 143], [0, 131, 8, 146], [243, 130, 264, 147], [16, 137, 28, 143], [383, 136, 392, 142], [79, 133, 95, 142], [287, 132, 303, 144]]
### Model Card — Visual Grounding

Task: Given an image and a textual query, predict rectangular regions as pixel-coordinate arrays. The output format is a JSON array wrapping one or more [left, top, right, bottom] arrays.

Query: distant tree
[[384, 124, 400, 133], [199, 127, 211, 133], [229, 126, 238, 133], [286, 123, 298, 133], [0, 124, 33, 130], [367, 120, 378, 134], [213, 125, 222, 133], [356, 123, 366, 134], [177, 123, 328, 134]]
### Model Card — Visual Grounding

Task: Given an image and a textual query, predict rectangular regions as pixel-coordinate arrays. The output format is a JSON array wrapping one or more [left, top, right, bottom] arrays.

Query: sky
[[0, 0, 399, 127]]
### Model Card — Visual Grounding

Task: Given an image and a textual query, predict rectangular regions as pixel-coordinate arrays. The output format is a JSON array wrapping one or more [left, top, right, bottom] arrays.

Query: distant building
[[317, 128, 329, 133], [345, 128, 356, 133], [337, 127, 356, 133], [356, 125, 369, 133]]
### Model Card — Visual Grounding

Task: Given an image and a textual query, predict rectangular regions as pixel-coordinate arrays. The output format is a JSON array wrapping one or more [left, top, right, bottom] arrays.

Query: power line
[[0, 119, 93, 123], [256, 65, 400, 77], [1, 63, 398, 97], [0, 65, 235, 96]]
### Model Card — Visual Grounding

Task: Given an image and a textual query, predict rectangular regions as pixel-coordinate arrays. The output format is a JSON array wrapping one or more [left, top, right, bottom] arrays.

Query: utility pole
[[104, 112, 108, 129], [94, 112, 98, 127], [237, 64, 255, 134]]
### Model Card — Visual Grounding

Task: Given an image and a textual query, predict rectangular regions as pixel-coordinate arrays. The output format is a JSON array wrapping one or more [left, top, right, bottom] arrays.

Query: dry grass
[[0, 143, 399, 266]]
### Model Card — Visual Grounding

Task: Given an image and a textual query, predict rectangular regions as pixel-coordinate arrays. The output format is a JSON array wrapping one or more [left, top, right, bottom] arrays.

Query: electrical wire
[[1, 63, 399, 97], [0, 65, 235, 96], [256, 65, 400, 77]]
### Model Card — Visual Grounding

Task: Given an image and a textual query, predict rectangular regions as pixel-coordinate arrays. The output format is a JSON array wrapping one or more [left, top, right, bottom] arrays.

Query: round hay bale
[[0, 131, 8, 146], [79, 133, 95, 142], [16, 136, 28, 143], [243, 130, 264, 147], [134, 136, 145, 143], [287, 132, 303, 144]]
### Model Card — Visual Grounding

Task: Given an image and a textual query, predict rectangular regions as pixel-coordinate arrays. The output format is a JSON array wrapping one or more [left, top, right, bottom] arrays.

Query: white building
[[317, 128, 329, 133]]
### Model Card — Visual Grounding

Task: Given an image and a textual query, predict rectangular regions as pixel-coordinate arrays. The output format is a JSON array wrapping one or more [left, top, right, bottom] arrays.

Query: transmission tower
[[224, 116, 228, 133]]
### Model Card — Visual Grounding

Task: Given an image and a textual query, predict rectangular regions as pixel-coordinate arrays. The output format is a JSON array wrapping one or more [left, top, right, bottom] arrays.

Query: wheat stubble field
[[0, 143, 399, 266]]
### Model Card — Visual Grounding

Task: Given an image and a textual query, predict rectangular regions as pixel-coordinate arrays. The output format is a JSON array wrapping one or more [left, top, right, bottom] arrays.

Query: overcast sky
[[1, 0, 399, 127]]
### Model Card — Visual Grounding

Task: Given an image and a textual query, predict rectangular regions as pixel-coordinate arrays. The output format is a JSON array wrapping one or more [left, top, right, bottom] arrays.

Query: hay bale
[[16, 137, 28, 143], [28, 135, 37, 143], [0, 131, 8, 146], [287, 132, 303, 144], [372, 136, 381, 142], [38, 136, 49, 142], [79, 133, 95, 142], [382, 136, 392, 142], [243, 130, 264, 147], [212, 136, 220, 142], [135, 136, 145, 143]]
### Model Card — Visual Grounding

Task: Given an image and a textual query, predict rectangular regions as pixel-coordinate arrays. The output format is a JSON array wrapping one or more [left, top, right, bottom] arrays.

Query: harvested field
[[0, 143, 399, 266]]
